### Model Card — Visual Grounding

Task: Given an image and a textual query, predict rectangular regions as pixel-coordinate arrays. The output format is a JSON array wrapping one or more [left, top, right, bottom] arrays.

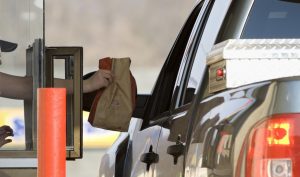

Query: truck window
[[177, 0, 216, 106], [242, 0, 300, 38], [146, 2, 204, 120]]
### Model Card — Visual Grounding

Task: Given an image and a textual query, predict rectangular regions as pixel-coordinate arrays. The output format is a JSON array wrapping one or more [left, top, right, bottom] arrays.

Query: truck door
[[125, 3, 203, 177], [153, 0, 232, 176]]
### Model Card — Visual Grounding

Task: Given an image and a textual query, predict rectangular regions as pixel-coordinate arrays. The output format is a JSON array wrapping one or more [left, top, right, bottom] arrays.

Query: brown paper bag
[[87, 57, 137, 132]]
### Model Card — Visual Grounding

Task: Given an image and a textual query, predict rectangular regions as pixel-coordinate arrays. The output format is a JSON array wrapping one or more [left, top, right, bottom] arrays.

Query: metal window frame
[[45, 47, 83, 160]]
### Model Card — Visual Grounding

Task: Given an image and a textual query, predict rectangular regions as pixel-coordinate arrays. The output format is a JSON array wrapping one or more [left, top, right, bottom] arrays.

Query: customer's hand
[[83, 69, 113, 93], [0, 125, 13, 147]]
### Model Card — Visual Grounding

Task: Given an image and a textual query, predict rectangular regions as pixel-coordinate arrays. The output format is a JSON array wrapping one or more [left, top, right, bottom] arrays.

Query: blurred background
[[0, 0, 195, 176], [46, 1, 195, 176], [45, 0, 196, 94]]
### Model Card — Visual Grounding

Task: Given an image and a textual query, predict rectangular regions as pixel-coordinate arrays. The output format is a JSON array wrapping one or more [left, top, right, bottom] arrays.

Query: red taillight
[[267, 122, 290, 145], [245, 114, 300, 177]]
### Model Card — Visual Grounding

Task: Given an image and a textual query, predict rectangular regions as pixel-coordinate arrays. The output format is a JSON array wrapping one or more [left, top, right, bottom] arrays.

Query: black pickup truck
[[99, 0, 300, 177]]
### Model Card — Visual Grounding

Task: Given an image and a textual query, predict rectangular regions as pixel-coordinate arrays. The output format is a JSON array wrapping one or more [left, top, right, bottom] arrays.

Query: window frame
[[141, 1, 205, 129], [142, 0, 220, 129], [172, 0, 215, 109]]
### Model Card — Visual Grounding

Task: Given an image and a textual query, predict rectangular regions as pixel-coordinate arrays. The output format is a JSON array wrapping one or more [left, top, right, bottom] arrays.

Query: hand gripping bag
[[86, 57, 137, 132]]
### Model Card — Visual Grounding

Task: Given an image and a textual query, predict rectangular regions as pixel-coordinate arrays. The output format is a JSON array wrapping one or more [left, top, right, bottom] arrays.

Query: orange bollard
[[37, 88, 66, 177]]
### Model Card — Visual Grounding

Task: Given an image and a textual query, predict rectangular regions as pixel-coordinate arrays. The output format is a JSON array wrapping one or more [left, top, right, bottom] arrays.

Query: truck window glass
[[242, 0, 300, 38], [180, 0, 214, 106], [147, 2, 203, 120]]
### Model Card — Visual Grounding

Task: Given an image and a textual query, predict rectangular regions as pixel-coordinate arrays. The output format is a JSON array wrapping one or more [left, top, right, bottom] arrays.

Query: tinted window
[[146, 2, 203, 120], [176, 0, 215, 106], [242, 0, 300, 38], [181, 57, 202, 105]]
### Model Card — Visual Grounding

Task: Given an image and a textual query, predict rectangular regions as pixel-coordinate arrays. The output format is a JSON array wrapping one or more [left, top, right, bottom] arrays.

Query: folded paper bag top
[[86, 57, 137, 132]]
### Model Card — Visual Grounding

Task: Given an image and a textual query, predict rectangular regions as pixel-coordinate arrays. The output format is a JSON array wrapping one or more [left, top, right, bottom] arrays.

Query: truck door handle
[[140, 145, 159, 171], [167, 135, 185, 164]]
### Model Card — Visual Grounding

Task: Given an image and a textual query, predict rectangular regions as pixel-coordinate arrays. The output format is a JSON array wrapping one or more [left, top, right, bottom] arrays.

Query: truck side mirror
[[0, 39, 18, 52], [133, 94, 150, 118]]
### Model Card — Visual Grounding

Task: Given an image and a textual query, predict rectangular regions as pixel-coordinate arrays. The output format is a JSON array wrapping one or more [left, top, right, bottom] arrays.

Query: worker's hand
[[83, 69, 113, 93], [0, 125, 13, 147]]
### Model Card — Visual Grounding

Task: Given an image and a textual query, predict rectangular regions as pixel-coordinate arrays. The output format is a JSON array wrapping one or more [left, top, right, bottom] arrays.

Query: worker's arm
[[55, 69, 113, 94], [0, 70, 112, 100], [0, 72, 33, 100]]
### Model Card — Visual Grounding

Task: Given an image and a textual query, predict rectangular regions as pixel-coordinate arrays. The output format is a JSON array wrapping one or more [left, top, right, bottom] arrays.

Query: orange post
[[37, 88, 66, 177]]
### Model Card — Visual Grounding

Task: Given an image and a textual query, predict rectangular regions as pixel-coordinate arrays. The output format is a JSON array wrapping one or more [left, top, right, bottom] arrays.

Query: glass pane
[[0, 0, 43, 151], [242, 0, 300, 38], [182, 57, 202, 105]]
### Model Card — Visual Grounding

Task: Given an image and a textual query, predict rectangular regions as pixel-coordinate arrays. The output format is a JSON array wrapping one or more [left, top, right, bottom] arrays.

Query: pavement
[[67, 149, 105, 177]]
